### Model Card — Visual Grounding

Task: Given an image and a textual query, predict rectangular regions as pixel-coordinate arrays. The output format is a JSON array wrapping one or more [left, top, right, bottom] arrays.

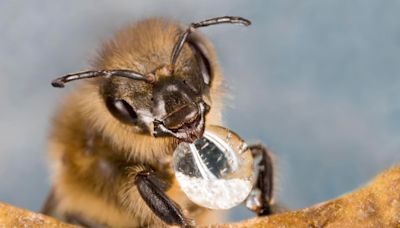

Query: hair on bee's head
[[51, 16, 251, 88]]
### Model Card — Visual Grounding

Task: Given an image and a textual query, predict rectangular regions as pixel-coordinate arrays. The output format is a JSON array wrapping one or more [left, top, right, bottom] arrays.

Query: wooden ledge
[[1, 165, 400, 227]]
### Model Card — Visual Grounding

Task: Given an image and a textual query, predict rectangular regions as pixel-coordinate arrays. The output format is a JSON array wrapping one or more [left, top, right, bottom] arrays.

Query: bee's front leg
[[246, 144, 274, 216], [134, 170, 193, 227]]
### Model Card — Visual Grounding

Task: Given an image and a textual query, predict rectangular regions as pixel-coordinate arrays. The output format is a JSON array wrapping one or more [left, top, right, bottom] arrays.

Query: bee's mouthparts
[[153, 102, 208, 143]]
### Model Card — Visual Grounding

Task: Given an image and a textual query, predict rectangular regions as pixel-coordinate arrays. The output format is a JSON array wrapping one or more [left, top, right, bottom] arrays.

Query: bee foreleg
[[247, 144, 274, 216], [134, 170, 193, 227]]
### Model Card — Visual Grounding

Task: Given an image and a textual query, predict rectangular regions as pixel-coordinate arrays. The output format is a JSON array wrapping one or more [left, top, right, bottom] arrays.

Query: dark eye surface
[[105, 97, 138, 124], [187, 38, 212, 86]]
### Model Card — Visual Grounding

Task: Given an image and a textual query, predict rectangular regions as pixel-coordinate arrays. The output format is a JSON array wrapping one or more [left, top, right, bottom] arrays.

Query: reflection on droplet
[[173, 125, 254, 209]]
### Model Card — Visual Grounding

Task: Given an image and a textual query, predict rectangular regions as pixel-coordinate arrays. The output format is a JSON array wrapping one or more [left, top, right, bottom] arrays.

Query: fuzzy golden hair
[[45, 18, 226, 227]]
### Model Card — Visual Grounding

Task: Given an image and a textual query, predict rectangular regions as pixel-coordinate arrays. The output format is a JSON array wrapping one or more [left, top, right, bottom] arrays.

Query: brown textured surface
[[1, 165, 400, 227], [214, 165, 400, 228], [0, 202, 75, 228]]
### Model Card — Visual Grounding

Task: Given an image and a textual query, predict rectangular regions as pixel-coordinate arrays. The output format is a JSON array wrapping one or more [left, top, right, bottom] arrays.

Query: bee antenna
[[170, 16, 251, 67], [51, 69, 155, 88]]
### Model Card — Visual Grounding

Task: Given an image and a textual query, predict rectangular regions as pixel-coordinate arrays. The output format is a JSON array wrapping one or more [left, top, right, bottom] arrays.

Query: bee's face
[[52, 17, 249, 143], [100, 38, 213, 142]]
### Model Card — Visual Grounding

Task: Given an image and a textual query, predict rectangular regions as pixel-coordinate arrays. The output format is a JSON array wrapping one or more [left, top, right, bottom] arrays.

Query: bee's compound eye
[[105, 97, 138, 124]]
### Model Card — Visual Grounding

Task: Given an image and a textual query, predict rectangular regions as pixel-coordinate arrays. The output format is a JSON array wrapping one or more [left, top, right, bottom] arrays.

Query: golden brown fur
[[45, 18, 225, 227]]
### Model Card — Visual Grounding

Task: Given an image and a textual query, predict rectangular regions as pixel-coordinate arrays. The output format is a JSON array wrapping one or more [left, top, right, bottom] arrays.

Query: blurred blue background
[[1, 0, 400, 222]]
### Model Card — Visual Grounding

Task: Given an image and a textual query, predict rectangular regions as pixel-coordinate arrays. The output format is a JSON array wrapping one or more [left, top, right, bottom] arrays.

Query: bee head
[[51, 16, 250, 143]]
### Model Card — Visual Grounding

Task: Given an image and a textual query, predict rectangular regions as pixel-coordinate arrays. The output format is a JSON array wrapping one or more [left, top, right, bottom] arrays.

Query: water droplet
[[172, 125, 254, 209]]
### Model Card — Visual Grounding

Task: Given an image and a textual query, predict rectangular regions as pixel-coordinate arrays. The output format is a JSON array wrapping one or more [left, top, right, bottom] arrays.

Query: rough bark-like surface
[[0, 202, 75, 227], [1, 165, 399, 227]]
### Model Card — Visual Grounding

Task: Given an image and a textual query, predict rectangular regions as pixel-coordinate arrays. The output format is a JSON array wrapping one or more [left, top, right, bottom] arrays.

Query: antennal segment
[[171, 16, 251, 67], [51, 69, 155, 88]]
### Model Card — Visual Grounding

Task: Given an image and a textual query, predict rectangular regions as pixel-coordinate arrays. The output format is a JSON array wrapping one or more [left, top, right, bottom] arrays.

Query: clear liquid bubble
[[172, 125, 254, 209]]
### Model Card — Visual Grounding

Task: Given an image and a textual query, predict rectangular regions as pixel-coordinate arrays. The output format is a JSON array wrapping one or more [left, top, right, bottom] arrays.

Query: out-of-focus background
[[1, 0, 400, 222]]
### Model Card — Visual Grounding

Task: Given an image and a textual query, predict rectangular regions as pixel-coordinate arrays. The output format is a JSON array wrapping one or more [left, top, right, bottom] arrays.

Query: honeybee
[[42, 16, 274, 227]]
